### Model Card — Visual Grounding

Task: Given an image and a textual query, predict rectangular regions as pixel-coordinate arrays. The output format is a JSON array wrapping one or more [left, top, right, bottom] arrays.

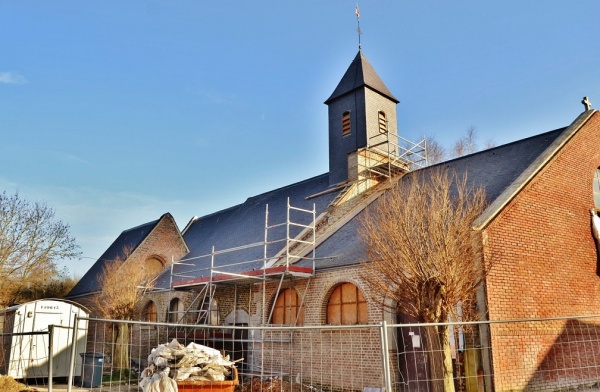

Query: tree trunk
[[113, 323, 129, 374], [425, 326, 445, 392], [440, 324, 456, 392], [425, 325, 456, 392]]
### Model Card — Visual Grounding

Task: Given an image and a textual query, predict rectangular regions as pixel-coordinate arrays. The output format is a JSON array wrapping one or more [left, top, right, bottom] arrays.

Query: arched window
[[143, 301, 157, 322], [143, 256, 164, 278], [378, 111, 387, 134], [271, 288, 304, 325], [168, 298, 183, 323], [326, 283, 367, 325], [342, 111, 351, 136], [198, 298, 220, 326], [594, 168, 600, 210]]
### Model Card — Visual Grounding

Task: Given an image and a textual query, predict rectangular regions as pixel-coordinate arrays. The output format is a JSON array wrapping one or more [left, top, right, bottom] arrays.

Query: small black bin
[[79, 352, 104, 387]]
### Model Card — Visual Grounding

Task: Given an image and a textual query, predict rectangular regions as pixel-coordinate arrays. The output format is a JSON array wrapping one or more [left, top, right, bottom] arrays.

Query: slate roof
[[301, 125, 569, 270], [325, 50, 399, 104], [78, 111, 586, 295], [429, 127, 566, 205], [76, 109, 589, 294], [154, 117, 583, 290], [154, 174, 340, 289], [67, 215, 166, 298]]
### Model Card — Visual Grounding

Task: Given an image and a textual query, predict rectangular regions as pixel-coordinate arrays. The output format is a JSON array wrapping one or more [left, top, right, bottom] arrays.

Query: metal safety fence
[[4, 314, 600, 391]]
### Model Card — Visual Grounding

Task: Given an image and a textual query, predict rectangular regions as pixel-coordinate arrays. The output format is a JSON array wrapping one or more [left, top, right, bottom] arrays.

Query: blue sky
[[2, 1, 600, 276]]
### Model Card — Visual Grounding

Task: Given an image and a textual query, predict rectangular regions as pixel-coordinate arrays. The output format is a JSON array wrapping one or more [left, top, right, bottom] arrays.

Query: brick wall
[[140, 266, 392, 390], [149, 266, 388, 327], [72, 213, 187, 319], [125, 214, 188, 278], [252, 267, 389, 390], [483, 111, 600, 391], [72, 214, 188, 356]]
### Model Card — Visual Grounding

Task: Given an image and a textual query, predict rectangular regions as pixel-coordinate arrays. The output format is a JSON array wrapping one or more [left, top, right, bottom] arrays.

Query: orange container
[[176, 367, 239, 392]]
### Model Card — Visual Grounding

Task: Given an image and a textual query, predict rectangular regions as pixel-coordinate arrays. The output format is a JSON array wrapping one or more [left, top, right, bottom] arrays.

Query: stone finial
[[582, 96, 592, 111]]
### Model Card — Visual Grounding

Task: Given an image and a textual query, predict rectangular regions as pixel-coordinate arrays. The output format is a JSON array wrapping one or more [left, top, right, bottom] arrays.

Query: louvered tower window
[[378, 111, 387, 134], [342, 111, 351, 135]]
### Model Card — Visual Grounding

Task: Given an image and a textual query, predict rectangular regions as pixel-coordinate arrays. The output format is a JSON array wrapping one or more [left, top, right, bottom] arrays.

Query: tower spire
[[355, 4, 362, 50]]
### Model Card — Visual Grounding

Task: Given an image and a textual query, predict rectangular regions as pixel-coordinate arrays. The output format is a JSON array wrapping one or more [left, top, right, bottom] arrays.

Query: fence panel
[[390, 316, 600, 392], [79, 318, 388, 391], [4, 315, 600, 391], [486, 316, 600, 392]]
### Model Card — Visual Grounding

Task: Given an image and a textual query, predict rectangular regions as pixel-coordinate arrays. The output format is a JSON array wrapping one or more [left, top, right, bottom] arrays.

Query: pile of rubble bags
[[139, 339, 241, 392]]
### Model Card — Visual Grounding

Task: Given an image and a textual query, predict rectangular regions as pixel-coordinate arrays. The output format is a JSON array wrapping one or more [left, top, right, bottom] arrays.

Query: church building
[[68, 49, 600, 392]]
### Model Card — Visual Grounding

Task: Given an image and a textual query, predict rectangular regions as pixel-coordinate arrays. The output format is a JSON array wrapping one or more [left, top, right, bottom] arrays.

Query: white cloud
[[49, 150, 89, 165], [0, 72, 27, 84]]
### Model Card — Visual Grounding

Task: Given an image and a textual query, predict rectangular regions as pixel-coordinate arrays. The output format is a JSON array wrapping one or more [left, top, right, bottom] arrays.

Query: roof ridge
[[189, 173, 330, 224], [121, 217, 161, 234]]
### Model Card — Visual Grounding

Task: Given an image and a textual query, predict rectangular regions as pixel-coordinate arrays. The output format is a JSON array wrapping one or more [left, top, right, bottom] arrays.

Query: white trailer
[[0, 299, 89, 379]]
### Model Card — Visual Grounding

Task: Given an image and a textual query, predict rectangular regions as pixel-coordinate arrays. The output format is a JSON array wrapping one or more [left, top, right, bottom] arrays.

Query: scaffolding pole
[[167, 199, 317, 341]]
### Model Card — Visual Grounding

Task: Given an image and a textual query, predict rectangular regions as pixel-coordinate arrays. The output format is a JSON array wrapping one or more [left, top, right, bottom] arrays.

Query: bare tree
[[94, 248, 153, 375], [13, 273, 79, 302], [484, 138, 496, 150], [452, 126, 478, 158], [425, 135, 446, 165], [0, 191, 80, 307], [426, 128, 493, 166], [359, 168, 487, 392]]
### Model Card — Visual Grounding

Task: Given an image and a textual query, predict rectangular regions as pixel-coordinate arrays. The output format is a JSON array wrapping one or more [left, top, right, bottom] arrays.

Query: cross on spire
[[582, 96, 592, 111]]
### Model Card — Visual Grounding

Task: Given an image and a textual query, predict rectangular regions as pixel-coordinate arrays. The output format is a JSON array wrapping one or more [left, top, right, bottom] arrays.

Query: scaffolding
[[358, 129, 427, 185], [157, 132, 426, 377], [328, 129, 427, 211], [166, 198, 316, 328]]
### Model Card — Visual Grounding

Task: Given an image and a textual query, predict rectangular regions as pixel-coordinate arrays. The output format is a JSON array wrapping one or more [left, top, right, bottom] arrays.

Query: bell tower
[[325, 50, 400, 186]]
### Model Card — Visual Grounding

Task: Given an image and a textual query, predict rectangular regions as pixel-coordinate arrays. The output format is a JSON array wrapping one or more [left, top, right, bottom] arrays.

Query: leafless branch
[[359, 167, 487, 323], [0, 191, 80, 306]]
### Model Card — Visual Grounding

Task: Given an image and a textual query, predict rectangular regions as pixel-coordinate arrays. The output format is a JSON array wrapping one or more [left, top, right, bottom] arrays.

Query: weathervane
[[355, 4, 362, 50]]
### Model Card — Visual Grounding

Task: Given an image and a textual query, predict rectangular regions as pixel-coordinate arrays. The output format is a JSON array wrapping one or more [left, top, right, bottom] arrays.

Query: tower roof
[[325, 50, 399, 104]]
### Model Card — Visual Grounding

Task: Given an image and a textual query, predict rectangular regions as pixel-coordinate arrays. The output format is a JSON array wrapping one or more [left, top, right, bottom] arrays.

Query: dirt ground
[[0, 375, 36, 392]]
